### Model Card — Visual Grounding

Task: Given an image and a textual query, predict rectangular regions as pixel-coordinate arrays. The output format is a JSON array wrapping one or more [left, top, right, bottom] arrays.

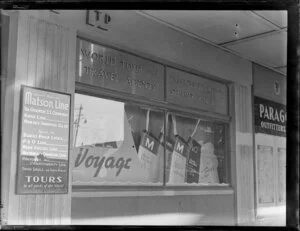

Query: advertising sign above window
[[16, 86, 71, 194], [166, 67, 228, 115], [77, 38, 164, 101], [254, 96, 286, 137]]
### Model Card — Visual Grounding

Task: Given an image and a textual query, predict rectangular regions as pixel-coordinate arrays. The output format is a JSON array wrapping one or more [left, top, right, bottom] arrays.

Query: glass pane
[[165, 113, 227, 186], [72, 93, 164, 185]]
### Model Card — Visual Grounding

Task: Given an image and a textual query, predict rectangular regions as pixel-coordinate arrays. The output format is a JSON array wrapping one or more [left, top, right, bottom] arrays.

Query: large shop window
[[72, 93, 228, 186]]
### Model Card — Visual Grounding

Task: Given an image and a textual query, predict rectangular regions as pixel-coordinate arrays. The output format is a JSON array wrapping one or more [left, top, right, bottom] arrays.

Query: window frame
[[72, 83, 232, 193]]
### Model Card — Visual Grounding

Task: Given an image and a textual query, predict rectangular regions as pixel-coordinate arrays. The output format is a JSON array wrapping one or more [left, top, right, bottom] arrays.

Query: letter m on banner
[[145, 138, 154, 151], [141, 132, 159, 154], [176, 142, 184, 154]]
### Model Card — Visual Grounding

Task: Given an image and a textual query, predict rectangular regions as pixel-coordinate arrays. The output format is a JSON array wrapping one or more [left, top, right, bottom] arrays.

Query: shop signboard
[[77, 38, 164, 101], [16, 86, 71, 194], [166, 67, 228, 115], [254, 96, 286, 137]]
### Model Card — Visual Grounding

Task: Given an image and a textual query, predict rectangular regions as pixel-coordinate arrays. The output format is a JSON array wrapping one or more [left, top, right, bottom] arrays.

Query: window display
[[72, 93, 164, 185], [72, 93, 228, 186], [165, 114, 226, 185]]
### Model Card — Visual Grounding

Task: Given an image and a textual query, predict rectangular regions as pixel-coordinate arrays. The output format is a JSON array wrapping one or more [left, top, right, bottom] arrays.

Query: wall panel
[[4, 12, 76, 225], [72, 195, 235, 226], [234, 84, 255, 225]]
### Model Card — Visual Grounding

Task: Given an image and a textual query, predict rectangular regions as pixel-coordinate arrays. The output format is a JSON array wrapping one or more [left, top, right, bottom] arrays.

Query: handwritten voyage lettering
[[16, 86, 70, 194], [77, 38, 164, 100], [75, 147, 132, 177]]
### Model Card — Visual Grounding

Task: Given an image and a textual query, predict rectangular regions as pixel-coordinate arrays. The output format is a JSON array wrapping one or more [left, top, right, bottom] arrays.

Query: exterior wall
[[71, 194, 235, 225], [1, 11, 76, 225], [254, 134, 286, 211], [21, 10, 252, 86], [230, 84, 255, 224], [253, 63, 286, 214], [253, 64, 286, 104], [2, 10, 256, 225]]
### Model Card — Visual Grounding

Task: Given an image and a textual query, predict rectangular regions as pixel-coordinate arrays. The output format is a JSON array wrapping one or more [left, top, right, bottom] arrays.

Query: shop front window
[[72, 93, 228, 186], [164, 114, 227, 186], [72, 93, 164, 185]]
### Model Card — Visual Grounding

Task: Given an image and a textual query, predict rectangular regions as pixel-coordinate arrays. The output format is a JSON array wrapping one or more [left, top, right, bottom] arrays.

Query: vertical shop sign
[[16, 86, 71, 194], [137, 132, 160, 182], [168, 136, 189, 183], [186, 139, 201, 183]]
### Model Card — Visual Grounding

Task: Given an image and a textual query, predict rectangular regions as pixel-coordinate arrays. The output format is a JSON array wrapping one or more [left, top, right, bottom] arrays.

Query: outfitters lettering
[[254, 96, 286, 137], [74, 148, 132, 177]]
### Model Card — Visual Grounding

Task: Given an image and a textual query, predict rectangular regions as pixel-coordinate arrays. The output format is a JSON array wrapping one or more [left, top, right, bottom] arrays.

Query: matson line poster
[[16, 86, 71, 194]]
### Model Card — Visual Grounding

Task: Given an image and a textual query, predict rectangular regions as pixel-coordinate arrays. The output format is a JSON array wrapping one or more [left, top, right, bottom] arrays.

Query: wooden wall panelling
[[275, 136, 286, 204], [7, 11, 28, 225], [234, 84, 255, 225], [5, 11, 76, 225], [64, 25, 76, 225]]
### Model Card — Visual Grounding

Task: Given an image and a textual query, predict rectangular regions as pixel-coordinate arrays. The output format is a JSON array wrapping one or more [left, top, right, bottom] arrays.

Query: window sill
[[71, 185, 234, 198]]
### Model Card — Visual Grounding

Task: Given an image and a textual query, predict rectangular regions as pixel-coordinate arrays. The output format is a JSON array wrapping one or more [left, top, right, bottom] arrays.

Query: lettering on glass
[[166, 68, 228, 115], [77, 39, 164, 101]]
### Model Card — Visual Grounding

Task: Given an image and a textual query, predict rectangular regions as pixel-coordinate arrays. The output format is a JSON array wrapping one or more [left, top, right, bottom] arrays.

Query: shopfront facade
[[253, 64, 286, 216], [1, 10, 267, 226]]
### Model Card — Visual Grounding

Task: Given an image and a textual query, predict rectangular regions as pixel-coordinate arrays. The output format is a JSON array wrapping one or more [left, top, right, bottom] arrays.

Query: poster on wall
[[254, 96, 286, 137], [16, 86, 71, 194]]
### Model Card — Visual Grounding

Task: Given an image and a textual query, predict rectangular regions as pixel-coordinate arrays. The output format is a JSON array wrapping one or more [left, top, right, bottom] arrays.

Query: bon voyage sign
[[16, 86, 71, 194], [254, 96, 286, 137]]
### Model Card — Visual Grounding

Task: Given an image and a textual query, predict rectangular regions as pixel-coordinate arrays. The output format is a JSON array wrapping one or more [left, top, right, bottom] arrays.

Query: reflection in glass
[[165, 114, 227, 185], [72, 93, 164, 185], [72, 93, 227, 186]]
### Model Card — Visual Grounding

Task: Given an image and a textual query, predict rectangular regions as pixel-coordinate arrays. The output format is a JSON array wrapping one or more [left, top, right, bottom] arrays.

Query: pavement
[[251, 205, 286, 226]]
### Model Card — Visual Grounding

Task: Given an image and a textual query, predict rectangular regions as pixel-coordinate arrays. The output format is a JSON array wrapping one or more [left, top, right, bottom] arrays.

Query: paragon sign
[[16, 86, 71, 194], [254, 96, 286, 137]]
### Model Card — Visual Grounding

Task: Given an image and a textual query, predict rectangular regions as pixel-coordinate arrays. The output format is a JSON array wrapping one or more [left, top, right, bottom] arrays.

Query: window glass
[[165, 114, 227, 185], [72, 93, 228, 186], [72, 93, 164, 185]]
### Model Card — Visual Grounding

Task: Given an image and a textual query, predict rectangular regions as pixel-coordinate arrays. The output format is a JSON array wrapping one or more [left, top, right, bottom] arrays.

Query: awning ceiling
[[139, 10, 287, 75]]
